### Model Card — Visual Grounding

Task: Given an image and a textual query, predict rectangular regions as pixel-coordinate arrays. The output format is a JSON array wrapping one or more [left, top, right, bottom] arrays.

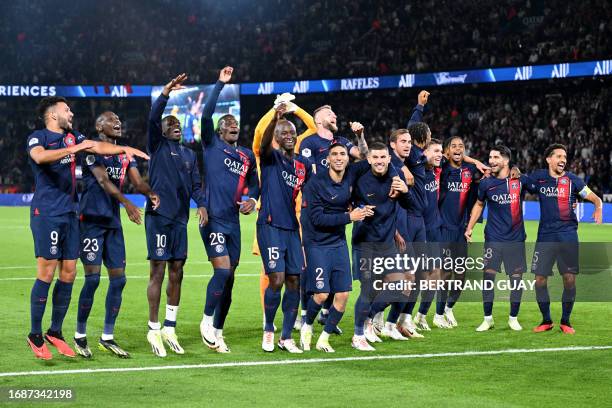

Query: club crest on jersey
[[86, 252, 96, 261], [462, 170, 472, 180], [64, 133, 76, 146], [560, 178, 568, 185], [296, 168, 306, 177], [511, 181, 519, 189]]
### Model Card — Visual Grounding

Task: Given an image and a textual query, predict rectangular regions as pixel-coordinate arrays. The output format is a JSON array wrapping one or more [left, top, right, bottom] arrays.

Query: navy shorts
[[483, 241, 526, 275], [30, 213, 79, 260], [200, 219, 241, 265], [440, 226, 468, 266], [352, 243, 400, 281], [425, 227, 442, 260], [532, 231, 579, 276], [79, 221, 126, 269], [305, 245, 352, 293], [257, 223, 303, 275], [145, 213, 188, 261], [406, 214, 426, 242]]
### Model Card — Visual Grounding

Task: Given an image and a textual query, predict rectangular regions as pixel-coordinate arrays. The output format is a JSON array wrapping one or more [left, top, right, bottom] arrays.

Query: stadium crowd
[[1, 0, 610, 84]]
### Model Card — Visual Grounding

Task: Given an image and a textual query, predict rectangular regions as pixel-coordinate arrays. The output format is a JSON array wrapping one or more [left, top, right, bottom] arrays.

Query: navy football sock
[[324, 306, 344, 334], [76, 273, 100, 334], [204, 268, 230, 316], [353, 295, 370, 336], [50, 280, 73, 333], [369, 301, 388, 319], [104, 275, 126, 336], [281, 288, 300, 340], [214, 273, 234, 330], [482, 272, 496, 317], [305, 297, 322, 325], [263, 287, 281, 332], [509, 275, 523, 318], [418, 287, 435, 315], [299, 272, 309, 311], [535, 282, 551, 322], [322, 295, 333, 314], [561, 286, 576, 325], [387, 302, 403, 323], [436, 288, 448, 315], [30, 279, 51, 335]]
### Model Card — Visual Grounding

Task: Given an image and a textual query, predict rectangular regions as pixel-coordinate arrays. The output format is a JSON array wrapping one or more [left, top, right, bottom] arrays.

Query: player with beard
[[26, 97, 148, 360], [74, 111, 159, 358], [527, 144, 602, 334], [465, 145, 535, 332]]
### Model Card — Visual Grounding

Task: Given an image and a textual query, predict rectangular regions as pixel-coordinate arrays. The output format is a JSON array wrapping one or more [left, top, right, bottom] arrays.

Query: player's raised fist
[[219, 66, 233, 83], [349, 121, 364, 137], [162, 73, 188, 96], [274, 103, 287, 119], [418, 90, 430, 106]]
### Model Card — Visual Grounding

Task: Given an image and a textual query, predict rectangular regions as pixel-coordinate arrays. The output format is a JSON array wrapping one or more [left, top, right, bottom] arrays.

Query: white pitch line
[[1, 346, 610, 378], [0, 274, 261, 282], [0, 260, 261, 271]]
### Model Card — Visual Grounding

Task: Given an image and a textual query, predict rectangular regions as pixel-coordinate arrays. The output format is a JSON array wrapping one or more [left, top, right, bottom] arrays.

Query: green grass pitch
[[0, 206, 610, 407]]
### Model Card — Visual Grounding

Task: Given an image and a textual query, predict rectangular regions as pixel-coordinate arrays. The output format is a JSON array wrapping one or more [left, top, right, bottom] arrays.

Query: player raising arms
[[258, 105, 313, 353], [74, 111, 159, 358], [145, 74, 208, 357], [528, 144, 602, 334], [198, 67, 259, 353], [465, 145, 534, 332], [26, 97, 148, 360]]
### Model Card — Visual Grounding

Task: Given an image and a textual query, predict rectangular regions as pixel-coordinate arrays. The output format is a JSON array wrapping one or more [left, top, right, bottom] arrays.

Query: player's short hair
[[443, 135, 463, 150], [544, 143, 567, 158], [427, 138, 442, 148], [368, 141, 388, 153], [37, 96, 68, 120], [407, 122, 430, 145], [328, 142, 348, 154], [491, 144, 512, 161], [313, 105, 332, 121], [389, 128, 410, 144], [161, 115, 179, 125]]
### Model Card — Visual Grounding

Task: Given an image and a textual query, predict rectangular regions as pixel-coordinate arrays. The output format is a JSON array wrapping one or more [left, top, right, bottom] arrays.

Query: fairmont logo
[[433, 72, 468, 85], [514, 66, 533, 80]]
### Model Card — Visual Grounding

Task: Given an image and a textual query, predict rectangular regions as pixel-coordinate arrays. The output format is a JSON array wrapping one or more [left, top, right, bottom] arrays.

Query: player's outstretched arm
[[464, 200, 485, 242], [127, 166, 159, 210], [148, 73, 188, 152], [90, 165, 143, 225], [201, 66, 233, 147], [28, 139, 95, 165], [260, 106, 285, 160], [86, 142, 149, 162], [463, 155, 490, 175], [580, 187, 603, 224], [349, 121, 368, 159], [407, 90, 429, 127]]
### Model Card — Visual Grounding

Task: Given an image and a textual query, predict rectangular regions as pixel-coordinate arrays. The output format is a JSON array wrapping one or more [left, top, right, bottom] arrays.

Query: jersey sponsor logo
[[424, 179, 439, 192], [301, 148, 312, 158], [223, 157, 249, 176], [539, 186, 567, 197], [446, 181, 471, 192], [28, 137, 39, 146], [490, 193, 518, 205], [106, 165, 126, 181], [282, 170, 305, 189]]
